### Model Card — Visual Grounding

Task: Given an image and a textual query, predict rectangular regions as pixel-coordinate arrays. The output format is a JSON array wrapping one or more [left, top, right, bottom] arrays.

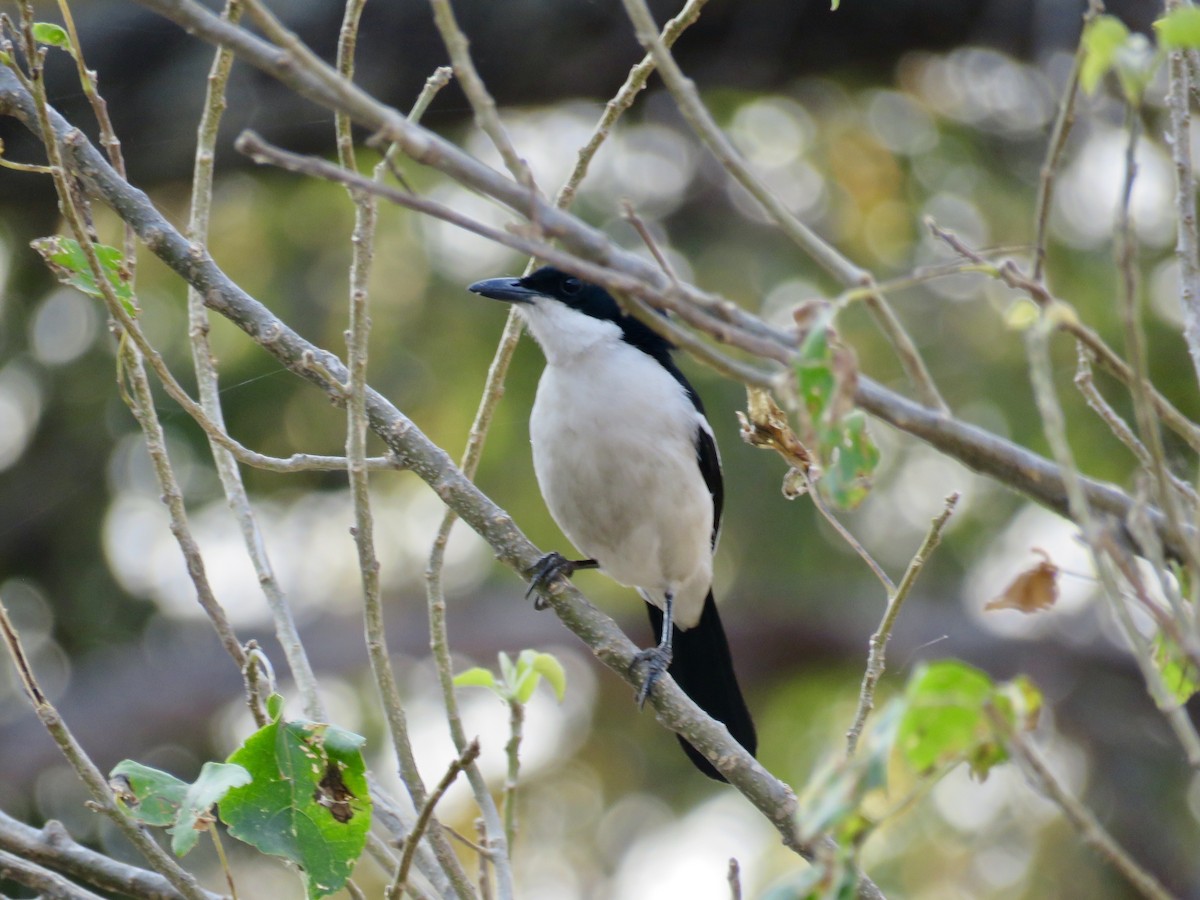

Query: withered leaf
[[739, 387, 814, 469], [986, 550, 1059, 614]]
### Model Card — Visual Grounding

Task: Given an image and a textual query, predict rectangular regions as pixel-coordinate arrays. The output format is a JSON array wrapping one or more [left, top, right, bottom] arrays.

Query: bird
[[468, 265, 756, 781]]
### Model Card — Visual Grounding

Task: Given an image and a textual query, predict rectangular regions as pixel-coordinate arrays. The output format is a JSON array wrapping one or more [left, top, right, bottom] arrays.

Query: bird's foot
[[525, 552, 592, 609], [631, 645, 673, 709]]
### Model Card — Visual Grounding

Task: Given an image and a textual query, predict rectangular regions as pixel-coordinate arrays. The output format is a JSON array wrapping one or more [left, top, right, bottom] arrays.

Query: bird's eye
[[561, 276, 583, 295]]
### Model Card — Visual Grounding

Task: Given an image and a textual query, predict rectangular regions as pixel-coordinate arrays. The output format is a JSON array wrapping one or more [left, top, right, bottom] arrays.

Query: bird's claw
[[525, 551, 574, 609], [631, 645, 672, 709]]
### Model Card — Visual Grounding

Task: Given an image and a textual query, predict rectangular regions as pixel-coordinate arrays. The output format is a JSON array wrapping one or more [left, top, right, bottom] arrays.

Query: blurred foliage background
[[1, 1, 1199, 898]]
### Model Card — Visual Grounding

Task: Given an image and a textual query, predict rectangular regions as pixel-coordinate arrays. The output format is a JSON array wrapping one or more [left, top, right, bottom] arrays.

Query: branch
[[129, 0, 790, 352], [182, 0, 327, 724], [987, 706, 1175, 900], [0, 69, 848, 881], [0, 847, 107, 900], [1165, 0, 1200, 389], [226, 130, 1198, 569], [0, 810, 220, 900], [388, 740, 482, 900], [845, 492, 959, 756], [10, 45, 1196, 898], [0, 601, 211, 900], [618, 0, 945, 412]]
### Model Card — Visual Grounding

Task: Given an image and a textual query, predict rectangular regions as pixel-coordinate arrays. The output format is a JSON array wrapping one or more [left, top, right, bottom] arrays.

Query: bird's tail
[[646, 591, 757, 781]]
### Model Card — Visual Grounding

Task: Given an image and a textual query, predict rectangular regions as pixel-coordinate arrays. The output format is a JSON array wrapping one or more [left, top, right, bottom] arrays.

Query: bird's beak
[[468, 276, 537, 304]]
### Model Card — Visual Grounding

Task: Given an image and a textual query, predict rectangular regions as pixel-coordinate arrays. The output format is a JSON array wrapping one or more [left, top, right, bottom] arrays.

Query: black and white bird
[[468, 266, 756, 780]]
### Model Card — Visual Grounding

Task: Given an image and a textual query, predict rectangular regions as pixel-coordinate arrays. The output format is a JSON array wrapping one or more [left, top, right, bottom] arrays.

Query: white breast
[[524, 308, 715, 629]]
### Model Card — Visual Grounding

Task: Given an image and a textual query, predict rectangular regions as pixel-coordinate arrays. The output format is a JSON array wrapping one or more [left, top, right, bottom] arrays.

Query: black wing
[[695, 424, 723, 548]]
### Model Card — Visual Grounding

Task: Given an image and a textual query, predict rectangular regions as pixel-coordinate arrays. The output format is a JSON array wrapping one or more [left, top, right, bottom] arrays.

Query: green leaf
[[266, 692, 285, 721], [498, 650, 515, 686], [513, 668, 539, 704], [32, 22, 71, 49], [169, 762, 251, 857], [526, 651, 567, 703], [820, 410, 880, 510], [109, 760, 188, 827], [30, 236, 137, 316], [1080, 15, 1131, 94], [1154, 633, 1200, 705], [897, 660, 996, 774], [453, 667, 499, 692], [795, 320, 836, 424], [1155, 7, 1200, 50], [897, 662, 1046, 781], [221, 717, 371, 898], [793, 314, 879, 510]]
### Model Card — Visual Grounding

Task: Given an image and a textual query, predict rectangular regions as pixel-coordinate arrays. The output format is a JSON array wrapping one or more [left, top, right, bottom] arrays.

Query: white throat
[[518, 300, 623, 366]]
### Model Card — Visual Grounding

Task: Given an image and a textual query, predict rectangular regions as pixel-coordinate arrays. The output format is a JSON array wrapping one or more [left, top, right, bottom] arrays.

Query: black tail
[[646, 592, 757, 781]]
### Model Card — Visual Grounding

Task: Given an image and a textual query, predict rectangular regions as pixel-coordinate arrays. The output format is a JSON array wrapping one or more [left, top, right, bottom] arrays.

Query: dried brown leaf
[[740, 387, 814, 469], [986, 550, 1059, 614]]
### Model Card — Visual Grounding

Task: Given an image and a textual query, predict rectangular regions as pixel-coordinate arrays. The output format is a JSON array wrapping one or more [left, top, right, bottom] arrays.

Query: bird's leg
[[633, 591, 674, 708], [525, 552, 598, 609]]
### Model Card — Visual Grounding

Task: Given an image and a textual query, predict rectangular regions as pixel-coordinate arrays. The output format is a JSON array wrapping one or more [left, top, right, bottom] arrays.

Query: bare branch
[[0, 847, 107, 900], [0, 600, 211, 900], [846, 492, 959, 756], [389, 740, 482, 900], [987, 705, 1175, 900], [1165, 0, 1200, 388], [426, 0, 533, 188], [0, 810, 220, 900], [619, 0, 946, 412]]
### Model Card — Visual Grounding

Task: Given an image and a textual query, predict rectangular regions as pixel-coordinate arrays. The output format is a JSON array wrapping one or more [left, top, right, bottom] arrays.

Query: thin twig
[[502, 700, 524, 855], [388, 740, 482, 900], [930, 220, 1200, 454], [17, 8, 252, 684], [804, 468, 895, 596], [727, 858, 742, 900], [1074, 351, 1199, 509], [124, 342, 258, 708], [0, 599, 211, 900], [1031, 5, 1091, 282], [1114, 102, 1200, 580], [53, 0, 135, 276], [986, 705, 1174, 900], [332, 9, 479, 898], [845, 492, 959, 756], [618, 0, 946, 412], [557, 0, 709, 210], [417, 8, 713, 879], [183, 0, 327, 725], [1165, 0, 1200, 390], [1026, 321, 1200, 767], [426, 0, 532, 188], [622, 199, 680, 283]]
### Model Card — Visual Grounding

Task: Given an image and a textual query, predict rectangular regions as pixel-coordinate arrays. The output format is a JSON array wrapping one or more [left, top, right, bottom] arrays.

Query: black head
[[468, 266, 676, 361]]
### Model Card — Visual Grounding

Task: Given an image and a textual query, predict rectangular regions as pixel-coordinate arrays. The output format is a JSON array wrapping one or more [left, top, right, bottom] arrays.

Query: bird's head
[[468, 266, 673, 364]]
